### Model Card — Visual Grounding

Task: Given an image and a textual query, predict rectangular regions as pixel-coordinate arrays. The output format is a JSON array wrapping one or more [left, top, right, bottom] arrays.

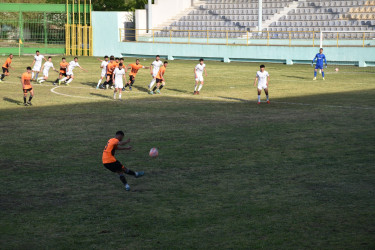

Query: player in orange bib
[[53, 57, 69, 85], [123, 59, 149, 91], [21, 67, 34, 106], [1, 54, 13, 82], [102, 131, 145, 191], [150, 61, 168, 95], [102, 56, 116, 89]]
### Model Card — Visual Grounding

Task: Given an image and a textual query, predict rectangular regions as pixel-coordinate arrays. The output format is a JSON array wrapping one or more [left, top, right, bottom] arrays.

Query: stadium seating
[[155, 0, 375, 39]]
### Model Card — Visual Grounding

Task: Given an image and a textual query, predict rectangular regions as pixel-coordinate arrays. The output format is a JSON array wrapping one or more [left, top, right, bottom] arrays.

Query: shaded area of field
[[0, 56, 374, 249]]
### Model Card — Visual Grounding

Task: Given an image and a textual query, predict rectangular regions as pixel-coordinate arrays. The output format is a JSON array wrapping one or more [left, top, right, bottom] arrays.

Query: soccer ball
[[149, 148, 158, 158], [335, 68, 339, 72]]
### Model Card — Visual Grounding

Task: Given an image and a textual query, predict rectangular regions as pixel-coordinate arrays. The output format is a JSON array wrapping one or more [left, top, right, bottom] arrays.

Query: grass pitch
[[0, 55, 374, 249]]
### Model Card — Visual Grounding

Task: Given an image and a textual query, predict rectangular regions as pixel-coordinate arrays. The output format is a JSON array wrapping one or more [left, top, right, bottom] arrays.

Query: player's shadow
[[81, 82, 97, 88], [282, 75, 306, 80], [133, 85, 149, 92], [90, 92, 112, 99], [168, 88, 191, 94], [3, 97, 23, 105], [218, 96, 249, 102]]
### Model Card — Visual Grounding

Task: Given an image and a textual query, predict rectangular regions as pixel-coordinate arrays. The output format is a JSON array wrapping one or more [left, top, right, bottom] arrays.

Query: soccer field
[[1, 56, 374, 249]]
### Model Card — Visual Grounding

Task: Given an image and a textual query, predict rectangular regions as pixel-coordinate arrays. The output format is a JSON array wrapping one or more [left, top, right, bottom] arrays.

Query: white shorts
[[101, 71, 106, 78], [195, 75, 204, 82], [32, 65, 42, 72], [257, 82, 268, 90], [43, 69, 49, 77], [66, 70, 73, 76], [115, 81, 123, 89]]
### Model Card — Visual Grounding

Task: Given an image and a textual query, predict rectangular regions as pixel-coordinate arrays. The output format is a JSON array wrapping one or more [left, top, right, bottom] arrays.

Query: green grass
[[0, 56, 374, 249]]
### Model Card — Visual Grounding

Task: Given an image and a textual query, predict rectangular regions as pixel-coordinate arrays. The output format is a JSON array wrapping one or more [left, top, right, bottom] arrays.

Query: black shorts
[[2, 67, 8, 74], [104, 160, 125, 173], [156, 78, 163, 83], [129, 75, 135, 84], [23, 88, 32, 93], [60, 72, 67, 77]]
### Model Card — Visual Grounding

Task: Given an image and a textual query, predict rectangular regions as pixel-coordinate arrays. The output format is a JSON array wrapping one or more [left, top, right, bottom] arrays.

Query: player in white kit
[[96, 56, 109, 89], [112, 63, 127, 100], [31, 50, 46, 81], [59, 57, 86, 85], [254, 65, 270, 104], [193, 58, 207, 95], [148, 55, 163, 93], [37, 56, 57, 83]]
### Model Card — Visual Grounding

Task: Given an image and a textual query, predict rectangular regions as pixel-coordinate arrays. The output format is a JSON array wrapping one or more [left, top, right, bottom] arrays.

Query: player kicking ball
[[254, 65, 270, 104], [102, 131, 145, 191], [312, 48, 327, 80], [0, 54, 13, 82], [37, 56, 58, 84], [21, 67, 34, 106], [123, 59, 149, 91], [150, 61, 168, 95], [193, 58, 207, 95], [53, 57, 69, 85], [112, 63, 127, 100]]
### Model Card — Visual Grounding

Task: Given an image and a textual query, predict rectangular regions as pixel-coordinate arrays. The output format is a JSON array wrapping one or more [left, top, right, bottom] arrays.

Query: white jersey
[[67, 61, 80, 75], [113, 67, 126, 88], [33, 54, 44, 71], [151, 60, 163, 76], [101, 61, 109, 77], [256, 70, 269, 89], [42, 61, 54, 77], [195, 64, 206, 76]]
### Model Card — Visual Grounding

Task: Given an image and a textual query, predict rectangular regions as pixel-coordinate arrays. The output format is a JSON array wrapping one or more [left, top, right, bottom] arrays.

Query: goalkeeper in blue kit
[[312, 48, 327, 80]]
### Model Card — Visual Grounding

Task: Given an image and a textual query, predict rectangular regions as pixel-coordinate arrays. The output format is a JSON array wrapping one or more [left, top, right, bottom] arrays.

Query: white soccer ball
[[335, 68, 339, 72], [149, 148, 158, 158]]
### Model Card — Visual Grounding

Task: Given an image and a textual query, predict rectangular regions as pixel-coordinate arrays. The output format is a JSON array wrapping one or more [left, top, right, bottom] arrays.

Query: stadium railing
[[119, 28, 375, 48]]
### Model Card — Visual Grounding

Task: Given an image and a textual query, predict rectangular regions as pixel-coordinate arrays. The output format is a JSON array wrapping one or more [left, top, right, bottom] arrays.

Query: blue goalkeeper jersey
[[313, 53, 327, 66]]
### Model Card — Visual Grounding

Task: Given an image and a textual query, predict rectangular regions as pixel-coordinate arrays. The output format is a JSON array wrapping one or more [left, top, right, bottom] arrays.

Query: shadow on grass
[[3, 97, 23, 105], [133, 85, 149, 93], [168, 88, 191, 94], [218, 96, 249, 102], [81, 82, 98, 88], [90, 92, 112, 99], [282, 75, 307, 80]]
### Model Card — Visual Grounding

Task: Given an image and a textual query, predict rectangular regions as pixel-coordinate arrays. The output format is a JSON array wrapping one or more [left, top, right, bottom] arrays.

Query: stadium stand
[[155, 0, 375, 39]]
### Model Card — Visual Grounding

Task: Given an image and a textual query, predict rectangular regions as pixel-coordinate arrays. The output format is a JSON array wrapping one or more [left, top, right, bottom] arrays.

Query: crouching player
[[21, 67, 34, 106], [102, 131, 145, 191], [54, 57, 69, 85], [112, 63, 127, 100], [254, 64, 270, 104], [150, 61, 168, 95]]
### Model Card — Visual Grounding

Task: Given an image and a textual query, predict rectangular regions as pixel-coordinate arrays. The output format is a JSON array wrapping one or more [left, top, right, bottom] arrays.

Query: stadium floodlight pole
[[147, 0, 152, 34], [258, 0, 262, 33]]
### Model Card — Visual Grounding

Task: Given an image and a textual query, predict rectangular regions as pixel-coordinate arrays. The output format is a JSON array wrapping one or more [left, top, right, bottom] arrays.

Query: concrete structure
[[92, 11, 375, 66]]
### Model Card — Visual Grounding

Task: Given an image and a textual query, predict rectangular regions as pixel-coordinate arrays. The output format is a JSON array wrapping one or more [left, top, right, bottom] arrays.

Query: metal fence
[[120, 28, 375, 48]]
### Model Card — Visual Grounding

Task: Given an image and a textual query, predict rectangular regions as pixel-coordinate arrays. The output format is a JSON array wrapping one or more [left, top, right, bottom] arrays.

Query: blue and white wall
[[92, 12, 375, 66]]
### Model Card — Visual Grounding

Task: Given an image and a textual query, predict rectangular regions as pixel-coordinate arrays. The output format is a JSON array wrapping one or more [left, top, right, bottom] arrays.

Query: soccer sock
[[125, 83, 130, 88], [194, 84, 198, 91], [35, 73, 39, 80], [28, 96, 33, 102], [153, 86, 157, 92], [258, 95, 261, 102], [23, 96, 26, 103], [198, 84, 203, 91], [119, 93, 122, 99], [113, 92, 116, 99], [314, 71, 317, 77], [125, 169, 136, 176], [1, 74, 4, 80], [97, 79, 102, 87], [149, 78, 156, 89], [66, 78, 73, 84], [266, 95, 269, 101], [61, 77, 67, 82], [322, 71, 325, 78], [39, 79, 45, 83], [31, 72, 34, 79], [159, 85, 164, 90], [119, 174, 127, 185], [54, 78, 59, 83]]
